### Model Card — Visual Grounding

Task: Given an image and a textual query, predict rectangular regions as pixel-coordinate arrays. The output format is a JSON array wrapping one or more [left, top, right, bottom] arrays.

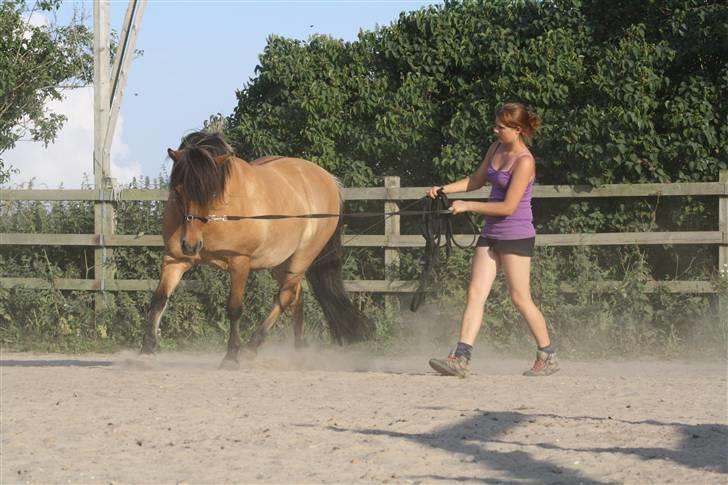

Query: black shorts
[[476, 236, 535, 257]]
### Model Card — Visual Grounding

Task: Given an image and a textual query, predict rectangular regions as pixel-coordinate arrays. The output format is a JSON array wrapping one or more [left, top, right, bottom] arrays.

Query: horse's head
[[168, 131, 234, 257]]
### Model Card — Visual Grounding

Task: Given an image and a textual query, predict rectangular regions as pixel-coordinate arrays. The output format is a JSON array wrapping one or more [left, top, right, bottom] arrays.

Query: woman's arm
[[450, 154, 535, 216], [428, 143, 498, 198]]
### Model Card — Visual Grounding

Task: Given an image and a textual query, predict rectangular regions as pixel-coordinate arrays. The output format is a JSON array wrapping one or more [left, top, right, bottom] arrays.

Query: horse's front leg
[[220, 257, 251, 369], [141, 256, 191, 354]]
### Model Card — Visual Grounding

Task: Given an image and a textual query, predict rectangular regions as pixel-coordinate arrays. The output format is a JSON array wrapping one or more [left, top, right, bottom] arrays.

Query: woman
[[428, 103, 558, 377]]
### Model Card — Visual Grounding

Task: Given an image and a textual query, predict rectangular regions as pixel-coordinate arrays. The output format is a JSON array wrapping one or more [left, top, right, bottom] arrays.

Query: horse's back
[[232, 156, 340, 268], [250, 156, 285, 166], [248, 156, 340, 195]]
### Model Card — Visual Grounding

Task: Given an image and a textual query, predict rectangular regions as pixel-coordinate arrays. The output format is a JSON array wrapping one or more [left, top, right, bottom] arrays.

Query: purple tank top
[[481, 150, 536, 240]]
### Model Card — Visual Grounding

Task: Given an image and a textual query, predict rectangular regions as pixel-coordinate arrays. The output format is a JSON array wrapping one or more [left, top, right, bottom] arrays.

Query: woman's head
[[493, 103, 541, 144]]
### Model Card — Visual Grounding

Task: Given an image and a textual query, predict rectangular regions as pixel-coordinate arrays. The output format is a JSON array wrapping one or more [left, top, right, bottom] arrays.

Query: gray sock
[[454, 342, 472, 360]]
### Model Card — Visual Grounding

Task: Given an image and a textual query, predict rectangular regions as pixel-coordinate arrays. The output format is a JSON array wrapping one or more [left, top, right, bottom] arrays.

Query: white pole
[[93, 0, 113, 320], [93, 0, 110, 183], [104, 0, 147, 158]]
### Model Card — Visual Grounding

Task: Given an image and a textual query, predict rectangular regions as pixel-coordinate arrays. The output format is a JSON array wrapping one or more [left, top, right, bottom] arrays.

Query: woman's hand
[[448, 200, 470, 215], [426, 186, 444, 199]]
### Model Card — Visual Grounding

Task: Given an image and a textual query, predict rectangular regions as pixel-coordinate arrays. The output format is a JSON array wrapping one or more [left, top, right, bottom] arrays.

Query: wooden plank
[[0, 277, 715, 294], [388, 183, 727, 200], [719, 170, 728, 329], [1, 231, 723, 248], [107, 235, 164, 246], [342, 232, 724, 247], [119, 189, 168, 201], [533, 182, 727, 198], [3, 182, 726, 203], [0, 190, 98, 201], [342, 187, 386, 200], [536, 231, 726, 246], [0, 234, 100, 246], [0, 278, 198, 291], [558, 280, 716, 293], [343, 280, 418, 293]]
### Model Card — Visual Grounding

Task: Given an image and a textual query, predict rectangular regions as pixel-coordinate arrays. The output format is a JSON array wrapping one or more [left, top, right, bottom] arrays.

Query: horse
[[140, 131, 374, 368]]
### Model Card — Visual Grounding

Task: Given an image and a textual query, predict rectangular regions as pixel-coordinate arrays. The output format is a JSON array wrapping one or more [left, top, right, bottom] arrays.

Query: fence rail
[[2, 174, 727, 309], [2, 181, 727, 202]]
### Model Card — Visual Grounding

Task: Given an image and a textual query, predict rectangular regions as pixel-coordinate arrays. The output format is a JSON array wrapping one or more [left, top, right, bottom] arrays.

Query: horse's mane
[[170, 131, 234, 208]]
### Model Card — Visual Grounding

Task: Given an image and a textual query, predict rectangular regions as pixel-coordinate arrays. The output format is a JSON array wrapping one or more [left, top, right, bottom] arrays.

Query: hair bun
[[527, 111, 541, 133]]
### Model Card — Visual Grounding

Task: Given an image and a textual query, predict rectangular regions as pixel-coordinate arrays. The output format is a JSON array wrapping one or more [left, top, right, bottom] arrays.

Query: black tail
[[306, 225, 375, 344]]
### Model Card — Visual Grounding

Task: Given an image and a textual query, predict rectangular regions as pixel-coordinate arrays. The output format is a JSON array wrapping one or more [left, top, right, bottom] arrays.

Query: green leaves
[[226, 0, 726, 188], [0, 0, 93, 181]]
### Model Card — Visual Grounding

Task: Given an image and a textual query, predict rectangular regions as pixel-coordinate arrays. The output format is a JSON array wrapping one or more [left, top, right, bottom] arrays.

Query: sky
[[4, 0, 441, 189]]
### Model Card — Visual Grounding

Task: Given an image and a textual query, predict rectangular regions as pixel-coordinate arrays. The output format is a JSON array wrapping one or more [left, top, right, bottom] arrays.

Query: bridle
[[183, 213, 342, 223]]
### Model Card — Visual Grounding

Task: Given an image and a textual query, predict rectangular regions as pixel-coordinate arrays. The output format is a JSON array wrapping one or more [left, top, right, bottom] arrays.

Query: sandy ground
[[1, 347, 726, 484]]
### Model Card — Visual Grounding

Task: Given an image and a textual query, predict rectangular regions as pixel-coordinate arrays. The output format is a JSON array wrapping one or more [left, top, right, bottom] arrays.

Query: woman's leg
[[499, 253, 550, 347], [429, 246, 499, 377], [458, 246, 500, 345]]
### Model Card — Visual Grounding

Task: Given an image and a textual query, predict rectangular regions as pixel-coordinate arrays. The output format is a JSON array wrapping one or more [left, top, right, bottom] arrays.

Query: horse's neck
[[222, 157, 257, 203]]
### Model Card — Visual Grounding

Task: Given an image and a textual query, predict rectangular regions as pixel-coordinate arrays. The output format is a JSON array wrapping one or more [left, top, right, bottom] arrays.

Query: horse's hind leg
[[141, 257, 191, 354], [243, 272, 304, 357], [291, 285, 306, 350]]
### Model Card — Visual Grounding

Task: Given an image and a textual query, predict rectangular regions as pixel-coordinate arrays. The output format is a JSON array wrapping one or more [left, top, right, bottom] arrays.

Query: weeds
[[0, 179, 724, 358]]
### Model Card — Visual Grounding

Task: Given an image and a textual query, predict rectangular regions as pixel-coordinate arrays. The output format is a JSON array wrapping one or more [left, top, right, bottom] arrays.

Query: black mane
[[170, 131, 234, 208]]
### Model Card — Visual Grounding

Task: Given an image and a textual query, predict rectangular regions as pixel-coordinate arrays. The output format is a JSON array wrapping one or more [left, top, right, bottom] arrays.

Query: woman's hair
[[496, 103, 541, 140]]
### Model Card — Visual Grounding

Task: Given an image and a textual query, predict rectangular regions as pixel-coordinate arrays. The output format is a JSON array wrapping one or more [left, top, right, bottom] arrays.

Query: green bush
[[2, 0, 726, 357]]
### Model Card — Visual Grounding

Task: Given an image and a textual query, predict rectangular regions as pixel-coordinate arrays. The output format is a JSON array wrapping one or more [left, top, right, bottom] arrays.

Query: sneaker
[[522, 350, 559, 376], [429, 355, 470, 378]]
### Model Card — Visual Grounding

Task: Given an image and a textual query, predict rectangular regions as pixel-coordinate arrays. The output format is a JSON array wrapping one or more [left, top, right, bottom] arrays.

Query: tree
[[225, 0, 727, 287], [228, 0, 727, 187], [0, 0, 93, 183]]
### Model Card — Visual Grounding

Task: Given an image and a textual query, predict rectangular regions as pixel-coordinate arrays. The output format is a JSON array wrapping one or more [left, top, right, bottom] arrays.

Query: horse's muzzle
[[181, 239, 203, 256]]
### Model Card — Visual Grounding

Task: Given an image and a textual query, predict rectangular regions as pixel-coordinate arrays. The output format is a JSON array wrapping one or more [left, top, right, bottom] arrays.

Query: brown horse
[[141, 131, 373, 368]]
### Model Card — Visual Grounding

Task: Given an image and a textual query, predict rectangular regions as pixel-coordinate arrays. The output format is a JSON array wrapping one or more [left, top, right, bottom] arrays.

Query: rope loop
[[410, 191, 479, 312]]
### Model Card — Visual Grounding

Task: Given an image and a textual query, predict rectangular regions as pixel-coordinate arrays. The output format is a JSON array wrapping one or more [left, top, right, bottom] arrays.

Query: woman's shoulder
[[481, 142, 500, 162]]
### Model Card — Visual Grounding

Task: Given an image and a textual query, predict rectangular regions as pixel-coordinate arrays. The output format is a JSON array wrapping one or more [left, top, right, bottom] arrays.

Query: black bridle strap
[[183, 195, 479, 314], [184, 209, 452, 223]]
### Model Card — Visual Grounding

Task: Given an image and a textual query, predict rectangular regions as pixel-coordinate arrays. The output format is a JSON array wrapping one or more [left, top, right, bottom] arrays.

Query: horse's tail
[[306, 224, 375, 345]]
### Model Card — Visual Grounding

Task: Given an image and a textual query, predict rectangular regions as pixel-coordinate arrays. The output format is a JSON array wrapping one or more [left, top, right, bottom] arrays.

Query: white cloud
[[4, 86, 141, 189], [26, 10, 48, 30]]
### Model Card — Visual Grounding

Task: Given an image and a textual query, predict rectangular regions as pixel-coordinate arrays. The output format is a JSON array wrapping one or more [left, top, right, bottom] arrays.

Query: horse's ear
[[213, 154, 231, 165], [167, 148, 180, 162]]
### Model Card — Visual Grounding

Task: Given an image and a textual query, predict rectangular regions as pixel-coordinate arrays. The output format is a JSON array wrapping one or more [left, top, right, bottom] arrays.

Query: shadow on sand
[[333, 410, 728, 483], [0, 359, 113, 368]]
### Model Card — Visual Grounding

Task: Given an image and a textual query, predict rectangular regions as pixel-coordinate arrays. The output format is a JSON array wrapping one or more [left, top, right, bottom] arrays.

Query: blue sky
[[6, 0, 440, 188]]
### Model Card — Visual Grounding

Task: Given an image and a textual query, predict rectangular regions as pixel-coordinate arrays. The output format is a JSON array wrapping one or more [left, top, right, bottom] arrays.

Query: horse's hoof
[[219, 357, 240, 370], [240, 346, 258, 361], [122, 352, 158, 370]]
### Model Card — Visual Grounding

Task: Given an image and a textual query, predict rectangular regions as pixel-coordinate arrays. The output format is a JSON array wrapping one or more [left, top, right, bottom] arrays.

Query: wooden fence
[[1, 171, 727, 320]]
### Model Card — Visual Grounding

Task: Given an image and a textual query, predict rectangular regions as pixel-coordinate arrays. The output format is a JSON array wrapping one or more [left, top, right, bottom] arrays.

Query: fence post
[[384, 176, 401, 318], [719, 169, 728, 329], [93, 178, 117, 331], [93, 1, 114, 326]]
